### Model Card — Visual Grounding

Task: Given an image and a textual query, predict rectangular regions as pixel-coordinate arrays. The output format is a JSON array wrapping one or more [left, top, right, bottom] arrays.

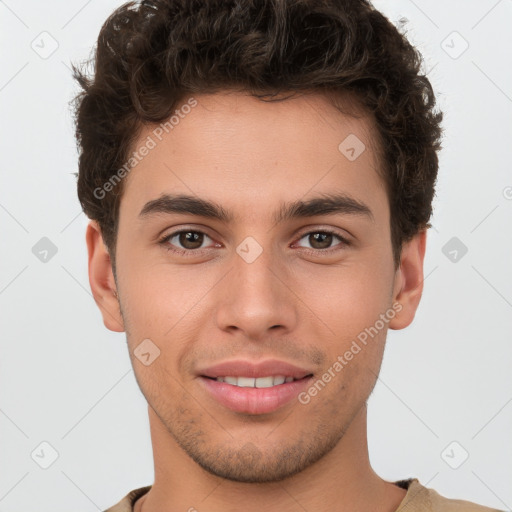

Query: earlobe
[[388, 230, 427, 331], [86, 220, 125, 332]]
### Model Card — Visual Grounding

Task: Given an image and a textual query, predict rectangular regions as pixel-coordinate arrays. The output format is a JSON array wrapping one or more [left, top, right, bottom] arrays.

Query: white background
[[0, 0, 511, 510]]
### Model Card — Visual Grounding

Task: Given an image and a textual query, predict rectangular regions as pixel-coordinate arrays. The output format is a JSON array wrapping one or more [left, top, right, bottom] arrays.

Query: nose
[[213, 241, 298, 341]]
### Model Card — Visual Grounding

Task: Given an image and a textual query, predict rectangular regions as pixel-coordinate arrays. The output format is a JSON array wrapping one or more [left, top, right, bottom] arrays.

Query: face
[[87, 90, 425, 483]]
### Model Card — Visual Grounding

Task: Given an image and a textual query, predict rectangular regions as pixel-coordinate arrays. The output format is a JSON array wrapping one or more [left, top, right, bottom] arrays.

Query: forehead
[[158, 89, 380, 156], [119, 89, 387, 224]]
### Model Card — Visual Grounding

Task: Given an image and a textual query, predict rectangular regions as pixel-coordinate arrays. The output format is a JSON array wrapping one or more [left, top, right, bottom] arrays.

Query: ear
[[86, 220, 125, 332], [388, 229, 427, 330]]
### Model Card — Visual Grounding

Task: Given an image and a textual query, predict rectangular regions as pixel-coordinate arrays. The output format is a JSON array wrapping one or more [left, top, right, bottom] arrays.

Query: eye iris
[[179, 231, 203, 249], [310, 232, 332, 249]]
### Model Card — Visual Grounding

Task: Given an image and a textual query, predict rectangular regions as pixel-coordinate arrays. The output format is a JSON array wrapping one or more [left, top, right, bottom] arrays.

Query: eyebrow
[[138, 192, 374, 224]]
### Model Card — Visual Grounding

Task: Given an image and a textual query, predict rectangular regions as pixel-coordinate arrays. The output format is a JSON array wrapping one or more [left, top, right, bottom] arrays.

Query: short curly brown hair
[[71, 0, 443, 271]]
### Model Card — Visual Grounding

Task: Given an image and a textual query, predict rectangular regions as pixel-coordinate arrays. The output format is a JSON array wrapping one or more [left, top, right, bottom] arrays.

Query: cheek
[[301, 260, 394, 384], [300, 262, 393, 333], [119, 260, 207, 332], [118, 263, 212, 382]]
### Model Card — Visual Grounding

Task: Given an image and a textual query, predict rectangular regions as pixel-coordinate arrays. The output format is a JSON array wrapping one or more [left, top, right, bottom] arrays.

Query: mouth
[[202, 374, 313, 387], [198, 373, 314, 415]]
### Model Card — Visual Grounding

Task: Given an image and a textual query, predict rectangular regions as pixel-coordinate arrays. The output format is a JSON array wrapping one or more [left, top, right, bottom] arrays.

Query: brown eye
[[308, 232, 334, 249], [176, 231, 205, 250], [160, 230, 214, 254], [296, 230, 348, 252]]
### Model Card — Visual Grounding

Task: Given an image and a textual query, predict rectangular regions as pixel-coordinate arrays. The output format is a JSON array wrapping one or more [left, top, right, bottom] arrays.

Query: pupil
[[181, 231, 202, 249], [311, 233, 331, 249]]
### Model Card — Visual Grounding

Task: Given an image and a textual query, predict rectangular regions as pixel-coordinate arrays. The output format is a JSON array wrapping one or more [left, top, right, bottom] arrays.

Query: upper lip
[[198, 359, 314, 379]]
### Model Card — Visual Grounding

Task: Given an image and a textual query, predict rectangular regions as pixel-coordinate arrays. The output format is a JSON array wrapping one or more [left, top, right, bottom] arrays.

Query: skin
[[87, 90, 426, 511]]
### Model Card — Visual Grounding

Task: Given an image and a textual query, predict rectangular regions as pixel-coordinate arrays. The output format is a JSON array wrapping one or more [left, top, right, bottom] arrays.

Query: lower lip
[[198, 376, 313, 415]]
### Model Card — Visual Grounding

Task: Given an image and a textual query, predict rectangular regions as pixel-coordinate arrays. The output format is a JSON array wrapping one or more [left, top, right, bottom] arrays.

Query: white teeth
[[254, 376, 274, 388], [215, 375, 295, 387], [237, 377, 255, 387]]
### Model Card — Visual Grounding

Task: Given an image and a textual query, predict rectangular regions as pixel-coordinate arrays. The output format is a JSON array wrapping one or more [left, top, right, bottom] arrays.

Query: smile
[[209, 375, 301, 387], [199, 374, 314, 414]]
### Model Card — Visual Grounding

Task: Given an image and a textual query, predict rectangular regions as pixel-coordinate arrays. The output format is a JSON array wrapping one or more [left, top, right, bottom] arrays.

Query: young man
[[71, 0, 504, 510]]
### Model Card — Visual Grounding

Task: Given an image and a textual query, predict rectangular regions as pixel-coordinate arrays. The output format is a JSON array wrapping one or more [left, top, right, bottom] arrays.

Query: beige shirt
[[103, 478, 505, 511]]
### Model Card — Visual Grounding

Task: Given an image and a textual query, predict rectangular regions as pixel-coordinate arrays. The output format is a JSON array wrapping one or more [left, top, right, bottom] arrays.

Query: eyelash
[[157, 228, 351, 257]]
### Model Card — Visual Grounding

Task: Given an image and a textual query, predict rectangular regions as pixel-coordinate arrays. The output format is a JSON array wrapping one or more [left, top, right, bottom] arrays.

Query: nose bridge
[[235, 236, 279, 295], [214, 235, 297, 336]]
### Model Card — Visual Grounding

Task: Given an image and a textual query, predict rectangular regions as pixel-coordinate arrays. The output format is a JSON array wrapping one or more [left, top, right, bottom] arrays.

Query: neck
[[135, 404, 406, 512]]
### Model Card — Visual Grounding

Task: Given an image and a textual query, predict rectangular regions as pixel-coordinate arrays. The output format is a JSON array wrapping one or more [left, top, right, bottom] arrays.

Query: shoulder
[[396, 479, 506, 512], [103, 485, 152, 512]]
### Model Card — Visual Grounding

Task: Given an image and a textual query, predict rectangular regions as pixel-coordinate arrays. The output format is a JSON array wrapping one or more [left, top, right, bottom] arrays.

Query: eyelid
[[294, 224, 352, 241], [158, 227, 217, 252], [292, 227, 351, 252], [158, 225, 352, 255]]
